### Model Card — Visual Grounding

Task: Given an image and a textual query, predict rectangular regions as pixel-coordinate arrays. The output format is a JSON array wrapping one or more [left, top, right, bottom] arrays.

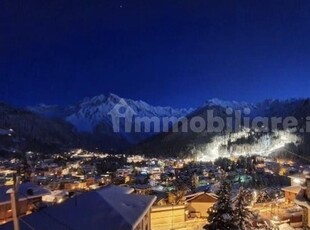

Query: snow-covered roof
[[288, 174, 306, 180], [281, 185, 301, 194], [105, 184, 134, 194], [184, 192, 218, 202], [0, 185, 156, 230], [0, 182, 50, 204]]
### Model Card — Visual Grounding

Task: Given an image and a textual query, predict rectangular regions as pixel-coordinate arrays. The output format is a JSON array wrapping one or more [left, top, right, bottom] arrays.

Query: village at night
[[0, 0, 310, 229]]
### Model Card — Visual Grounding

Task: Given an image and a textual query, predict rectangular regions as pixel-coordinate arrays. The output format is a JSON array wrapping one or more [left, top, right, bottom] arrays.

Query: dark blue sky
[[1, 0, 309, 108]]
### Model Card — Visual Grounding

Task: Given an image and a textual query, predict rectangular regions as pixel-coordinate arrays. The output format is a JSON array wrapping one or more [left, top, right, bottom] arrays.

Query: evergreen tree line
[[204, 180, 268, 230]]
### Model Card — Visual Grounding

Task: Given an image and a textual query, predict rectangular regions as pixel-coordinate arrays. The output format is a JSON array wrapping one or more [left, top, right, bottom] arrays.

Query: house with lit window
[[280, 173, 306, 203], [0, 182, 49, 223], [184, 192, 218, 218]]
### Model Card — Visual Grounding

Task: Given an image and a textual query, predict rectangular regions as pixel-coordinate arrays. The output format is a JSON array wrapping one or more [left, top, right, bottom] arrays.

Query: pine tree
[[233, 187, 255, 230], [256, 190, 272, 203], [204, 180, 238, 230]]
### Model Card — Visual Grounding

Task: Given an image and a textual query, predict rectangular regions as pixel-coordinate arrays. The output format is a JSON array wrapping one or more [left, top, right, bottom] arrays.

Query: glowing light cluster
[[196, 130, 299, 161]]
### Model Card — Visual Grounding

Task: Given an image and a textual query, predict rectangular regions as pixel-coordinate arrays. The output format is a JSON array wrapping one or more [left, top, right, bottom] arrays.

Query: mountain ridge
[[130, 98, 310, 160], [1, 95, 309, 159], [28, 93, 193, 144]]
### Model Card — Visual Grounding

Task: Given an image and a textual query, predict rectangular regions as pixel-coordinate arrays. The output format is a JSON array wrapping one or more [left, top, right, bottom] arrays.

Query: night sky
[[1, 0, 310, 108]]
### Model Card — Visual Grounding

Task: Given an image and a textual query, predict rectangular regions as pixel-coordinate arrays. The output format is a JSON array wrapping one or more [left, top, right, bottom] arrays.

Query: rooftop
[[0, 185, 156, 230], [0, 182, 50, 205], [281, 185, 301, 194]]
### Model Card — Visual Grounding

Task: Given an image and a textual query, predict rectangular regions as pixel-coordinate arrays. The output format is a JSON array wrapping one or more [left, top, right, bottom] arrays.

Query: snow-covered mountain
[[6, 96, 309, 157], [66, 93, 192, 132], [132, 98, 310, 160], [29, 93, 193, 143], [202, 98, 253, 109]]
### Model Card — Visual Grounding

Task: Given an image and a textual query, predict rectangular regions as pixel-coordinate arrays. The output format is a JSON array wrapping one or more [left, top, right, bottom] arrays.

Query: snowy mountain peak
[[63, 94, 194, 142], [107, 93, 121, 101], [80, 94, 106, 105], [204, 98, 251, 109], [27, 94, 193, 142]]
